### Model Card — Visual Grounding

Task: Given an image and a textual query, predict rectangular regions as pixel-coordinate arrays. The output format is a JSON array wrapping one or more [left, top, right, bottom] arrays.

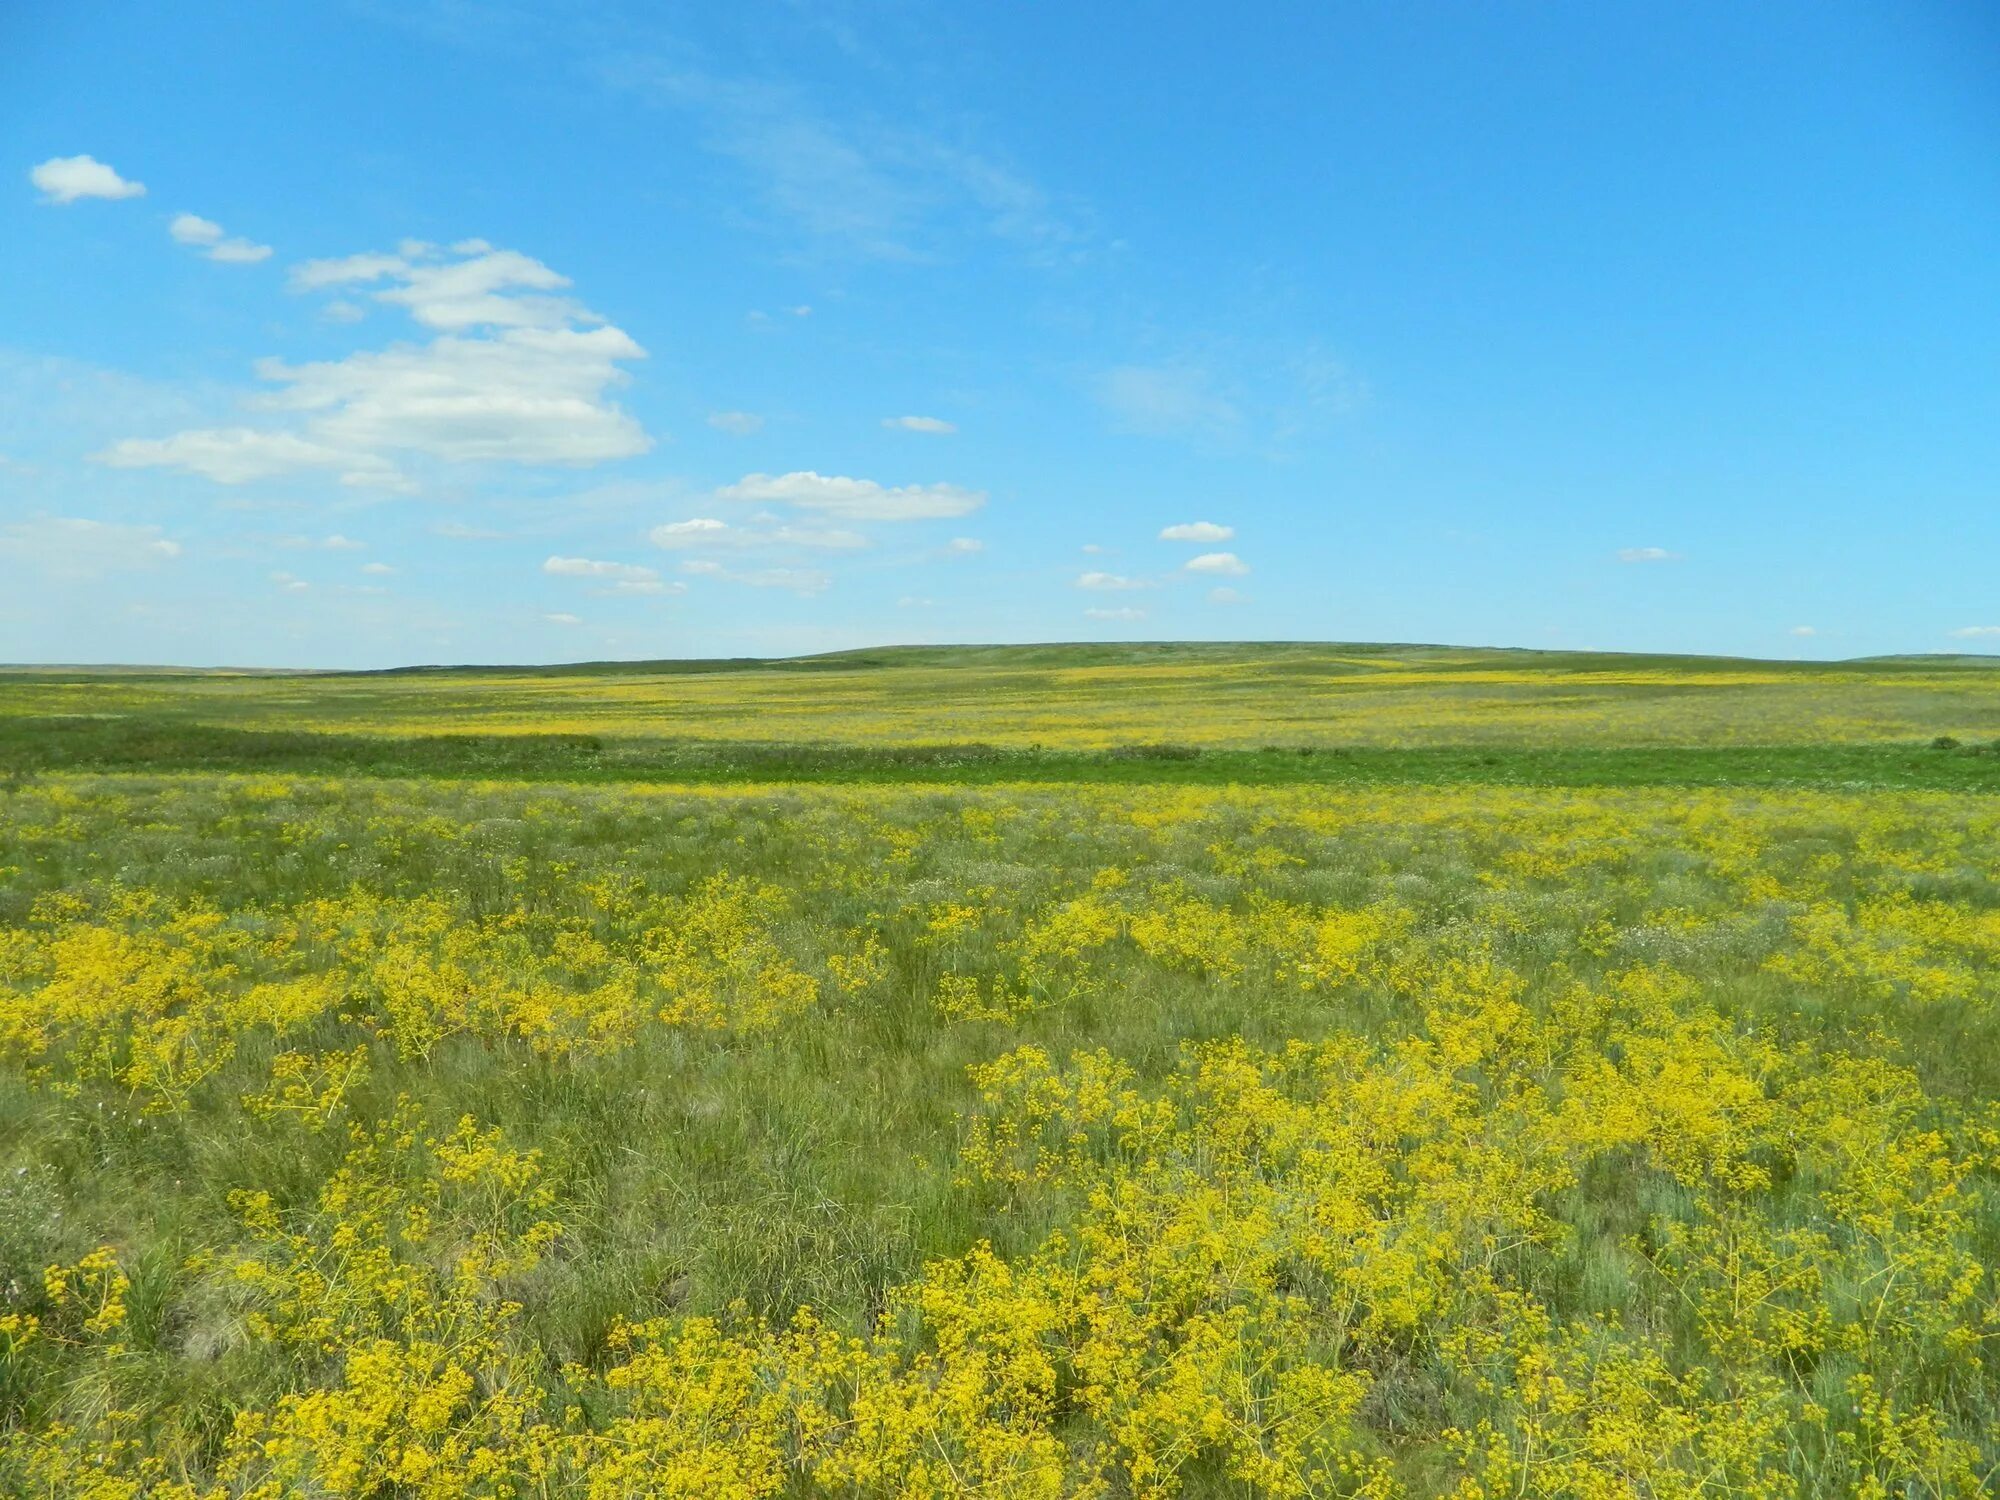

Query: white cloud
[[1159, 520, 1233, 542], [944, 536, 984, 556], [170, 213, 222, 246], [650, 517, 730, 544], [321, 534, 365, 550], [680, 559, 831, 593], [649, 516, 865, 551], [1208, 587, 1247, 605], [323, 300, 366, 324], [1949, 626, 2000, 640], [1080, 543, 1110, 555], [883, 415, 956, 434], [542, 555, 660, 583], [1076, 570, 1150, 591], [618, 65, 1083, 264], [1788, 625, 1817, 638], [1617, 546, 1682, 563], [207, 236, 273, 265], [898, 596, 934, 608], [544, 612, 582, 626], [253, 322, 648, 465], [361, 561, 395, 576], [291, 246, 580, 329], [1184, 551, 1249, 576], [170, 211, 271, 263], [1085, 607, 1146, 621], [0, 517, 180, 578], [708, 410, 765, 436], [270, 570, 309, 592], [1096, 364, 1237, 437], [94, 427, 406, 489], [101, 241, 650, 492], [712, 470, 984, 521], [431, 520, 507, 540], [290, 253, 409, 290], [30, 154, 145, 204]]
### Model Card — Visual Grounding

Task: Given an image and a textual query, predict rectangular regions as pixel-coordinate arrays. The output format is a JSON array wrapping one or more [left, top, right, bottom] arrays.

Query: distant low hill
[[4, 643, 1998, 762]]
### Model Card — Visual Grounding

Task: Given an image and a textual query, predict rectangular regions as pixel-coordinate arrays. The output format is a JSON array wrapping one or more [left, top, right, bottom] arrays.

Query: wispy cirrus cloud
[[649, 517, 867, 551], [1096, 363, 1237, 438], [0, 517, 181, 578], [712, 470, 984, 522], [602, 61, 1085, 264], [680, 559, 831, 594], [1076, 570, 1151, 591]]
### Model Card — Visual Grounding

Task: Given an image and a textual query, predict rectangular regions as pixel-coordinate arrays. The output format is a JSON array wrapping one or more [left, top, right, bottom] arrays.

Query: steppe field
[[4, 641, 1999, 1499]]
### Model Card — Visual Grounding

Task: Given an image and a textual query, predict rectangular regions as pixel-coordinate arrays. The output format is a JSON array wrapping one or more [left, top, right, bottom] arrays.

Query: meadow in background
[[2, 645, 1998, 1496]]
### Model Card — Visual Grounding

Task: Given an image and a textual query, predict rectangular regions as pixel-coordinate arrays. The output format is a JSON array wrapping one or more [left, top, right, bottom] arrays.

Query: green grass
[[3, 644, 1999, 1493], [5, 712, 2000, 792], [7, 640, 2000, 752]]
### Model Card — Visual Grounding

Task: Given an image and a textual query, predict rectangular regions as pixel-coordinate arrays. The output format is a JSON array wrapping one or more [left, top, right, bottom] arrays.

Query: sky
[[3, 1, 1997, 667]]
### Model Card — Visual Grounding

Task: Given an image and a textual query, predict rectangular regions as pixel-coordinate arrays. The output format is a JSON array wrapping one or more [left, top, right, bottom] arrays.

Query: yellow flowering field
[[2, 758, 1996, 1497], [7, 641, 2000, 748]]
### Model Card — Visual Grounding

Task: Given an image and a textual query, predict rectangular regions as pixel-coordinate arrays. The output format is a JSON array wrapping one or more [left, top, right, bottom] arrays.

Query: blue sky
[[3, 1, 1997, 667]]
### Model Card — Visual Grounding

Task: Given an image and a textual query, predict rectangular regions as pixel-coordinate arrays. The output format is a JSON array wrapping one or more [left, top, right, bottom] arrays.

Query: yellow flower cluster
[[2, 773, 1996, 1494]]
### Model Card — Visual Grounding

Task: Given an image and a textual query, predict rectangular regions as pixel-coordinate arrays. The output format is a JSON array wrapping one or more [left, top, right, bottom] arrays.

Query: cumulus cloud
[[0, 517, 180, 578], [169, 211, 271, 264], [1184, 551, 1249, 576], [707, 410, 764, 436], [1788, 625, 1817, 638], [883, 415, 956, 434], [679, 559, 831, 593], [1949, 626, 2000, 640], [253, 323, 647, 466], [1085, 607, 1146, 621], [943, 536, 984, 556], [542, 555, 659, 583], [649, 517, 865, 551], [270, 570, 309, 592], [712, 470, 983, 521], [30, 154, 145, 204], [97, 240, 650, 493], [543, 612, 582, 625], [1159, 520, 1233, 542], [1076, 570, 1150, 591], [1208, 587, 1247, 605], [361, 561, 395, 576], [169, 213, 222, 245], [1617, 546, 1682, 563], [320, 534, 364, 550]]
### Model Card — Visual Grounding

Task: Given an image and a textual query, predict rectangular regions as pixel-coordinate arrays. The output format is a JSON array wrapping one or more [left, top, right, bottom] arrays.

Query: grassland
[[2, 644, 1997, 1497], [8, 640, 2000, 750]]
